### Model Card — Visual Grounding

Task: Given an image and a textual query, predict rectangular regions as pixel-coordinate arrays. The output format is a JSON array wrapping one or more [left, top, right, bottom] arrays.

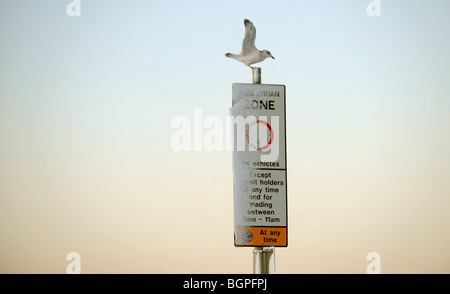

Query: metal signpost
[[231, 68, 287, 274]]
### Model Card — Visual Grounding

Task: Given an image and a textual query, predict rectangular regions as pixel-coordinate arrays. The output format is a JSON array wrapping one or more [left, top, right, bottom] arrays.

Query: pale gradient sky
[[1, 0, 449, 273]]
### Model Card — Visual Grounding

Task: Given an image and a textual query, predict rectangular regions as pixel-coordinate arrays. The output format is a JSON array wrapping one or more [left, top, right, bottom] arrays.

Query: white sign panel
[[231, 83, 287, 247]]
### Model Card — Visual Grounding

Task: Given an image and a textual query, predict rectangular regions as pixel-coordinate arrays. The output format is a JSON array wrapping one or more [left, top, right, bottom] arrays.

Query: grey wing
[[241, 19, 258, 55]]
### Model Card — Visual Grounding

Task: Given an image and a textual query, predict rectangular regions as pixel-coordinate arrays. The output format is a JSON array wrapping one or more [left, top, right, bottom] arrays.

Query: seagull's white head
[[261, 50, 275, 60]]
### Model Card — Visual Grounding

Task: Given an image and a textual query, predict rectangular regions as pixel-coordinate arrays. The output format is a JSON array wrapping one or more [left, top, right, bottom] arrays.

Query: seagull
[[225, 19, 275, 69]]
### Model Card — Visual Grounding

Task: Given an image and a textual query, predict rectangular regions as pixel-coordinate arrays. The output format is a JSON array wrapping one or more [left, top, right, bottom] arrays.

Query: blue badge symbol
[[241, 229, 253, 243]]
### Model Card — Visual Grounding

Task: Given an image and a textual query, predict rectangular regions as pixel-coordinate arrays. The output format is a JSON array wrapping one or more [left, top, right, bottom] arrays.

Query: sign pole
[[232, 67, 285, 274], [251, 67, 276, 274], [252, 67, 261, 84]]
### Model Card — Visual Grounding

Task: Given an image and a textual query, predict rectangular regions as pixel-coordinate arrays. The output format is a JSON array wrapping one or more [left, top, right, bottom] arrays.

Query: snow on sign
[[231, 83, 287, 247]]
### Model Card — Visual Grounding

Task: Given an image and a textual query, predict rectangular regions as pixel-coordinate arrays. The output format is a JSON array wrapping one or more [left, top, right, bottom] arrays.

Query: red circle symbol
[[245, 120, 274, 151]]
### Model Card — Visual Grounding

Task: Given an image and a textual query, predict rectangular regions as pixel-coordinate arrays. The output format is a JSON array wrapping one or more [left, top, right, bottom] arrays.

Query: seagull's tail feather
[[225, 53, 239, 59]]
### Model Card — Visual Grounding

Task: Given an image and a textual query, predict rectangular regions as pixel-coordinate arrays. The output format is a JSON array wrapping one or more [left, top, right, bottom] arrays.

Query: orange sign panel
[[235, 227, 287, 247]]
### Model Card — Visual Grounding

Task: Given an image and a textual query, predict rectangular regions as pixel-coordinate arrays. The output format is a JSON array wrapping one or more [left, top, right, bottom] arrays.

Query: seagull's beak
[[271, 55, 275, 59]]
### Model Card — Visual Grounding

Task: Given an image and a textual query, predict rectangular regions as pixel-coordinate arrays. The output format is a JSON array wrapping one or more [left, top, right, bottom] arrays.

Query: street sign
[[231, 83, 287, 247]]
